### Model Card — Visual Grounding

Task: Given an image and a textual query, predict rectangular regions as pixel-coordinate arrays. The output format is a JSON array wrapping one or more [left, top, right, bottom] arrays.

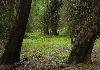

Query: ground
[[0, 54, 100, 70], [0, 32, 100, 70]]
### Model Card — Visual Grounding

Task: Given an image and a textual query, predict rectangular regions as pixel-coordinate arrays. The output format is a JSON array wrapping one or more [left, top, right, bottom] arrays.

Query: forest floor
[[0, 51, 100, 70], [0, 41, 100, 70], [0, 32, 100, 70]]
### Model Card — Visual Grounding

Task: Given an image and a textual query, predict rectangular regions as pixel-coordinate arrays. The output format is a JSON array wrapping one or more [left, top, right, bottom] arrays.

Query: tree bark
[[68, 24, 98, 64], [1, 0, 32, 64], [67, 0, 100, 64]]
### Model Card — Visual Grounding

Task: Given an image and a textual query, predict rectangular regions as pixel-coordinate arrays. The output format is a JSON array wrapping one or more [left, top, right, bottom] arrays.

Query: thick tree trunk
[[68, 24, 98, 64], [1, 0, 32, 64], [67, 0, 100, 64]]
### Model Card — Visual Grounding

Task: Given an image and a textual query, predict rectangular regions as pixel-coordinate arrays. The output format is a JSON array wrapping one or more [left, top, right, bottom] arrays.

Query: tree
[[26, 0, 47, 32], [0, 0, 15, 38], [1, 0, 32, 64], [67, 0, 100, 63], [43, 0, 62, 35]]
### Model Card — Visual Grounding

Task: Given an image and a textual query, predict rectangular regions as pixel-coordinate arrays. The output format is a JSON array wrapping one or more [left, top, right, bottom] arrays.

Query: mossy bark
[[1, 0, 32, 64], [68, 25, 99, 64]]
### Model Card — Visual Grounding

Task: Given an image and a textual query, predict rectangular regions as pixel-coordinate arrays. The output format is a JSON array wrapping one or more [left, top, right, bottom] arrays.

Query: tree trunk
[[68, 24, 98, 64], [50, 12, 59, 36], [50, 0, 62, 36], [43, 24, 49, 35], [51, 26, 59, 36], [1, 0, 32, 64], [67, 0, 100, 64]]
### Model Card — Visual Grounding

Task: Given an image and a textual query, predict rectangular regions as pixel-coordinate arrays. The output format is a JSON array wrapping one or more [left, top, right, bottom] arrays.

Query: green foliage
[[27, 0, 69, 36], [23, 37, 70, 47], [0, 0, 15, 38], [27, 0, 47, 32]]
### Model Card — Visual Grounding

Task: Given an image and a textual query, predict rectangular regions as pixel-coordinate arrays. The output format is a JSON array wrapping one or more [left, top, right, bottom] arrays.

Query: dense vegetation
[[0, 0, 100, 69]]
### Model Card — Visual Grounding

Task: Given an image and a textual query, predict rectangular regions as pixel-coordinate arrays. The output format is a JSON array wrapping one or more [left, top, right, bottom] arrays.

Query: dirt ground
[[0, 57, 100, 70]]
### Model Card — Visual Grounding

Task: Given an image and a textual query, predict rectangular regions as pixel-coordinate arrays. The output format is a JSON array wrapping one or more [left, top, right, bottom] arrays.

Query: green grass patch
[[21, 36, 71, 61], [22, 37, 70, 47]]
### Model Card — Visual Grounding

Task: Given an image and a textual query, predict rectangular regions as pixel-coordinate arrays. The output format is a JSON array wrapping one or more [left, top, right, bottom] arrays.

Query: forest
[[0, 0, 100, 70]]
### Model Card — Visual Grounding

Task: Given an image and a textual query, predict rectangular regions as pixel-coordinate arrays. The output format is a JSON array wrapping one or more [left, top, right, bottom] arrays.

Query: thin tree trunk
[[51, 27, 59, 35], [1, 0, 32, 64], [43, 24, 49, 35]]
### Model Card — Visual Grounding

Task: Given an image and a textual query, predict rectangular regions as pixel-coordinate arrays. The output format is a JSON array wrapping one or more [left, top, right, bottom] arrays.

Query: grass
[[21, 35, 71, 61], [22, 37, 70, 47], [92, 38, 100, 61], [21, 31, 100, 62]]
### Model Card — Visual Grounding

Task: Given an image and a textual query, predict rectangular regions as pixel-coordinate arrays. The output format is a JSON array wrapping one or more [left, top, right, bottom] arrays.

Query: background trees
[[26, 0, 68, 36], [26, 0, 47, 32], [43, 0, 63, 35]]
